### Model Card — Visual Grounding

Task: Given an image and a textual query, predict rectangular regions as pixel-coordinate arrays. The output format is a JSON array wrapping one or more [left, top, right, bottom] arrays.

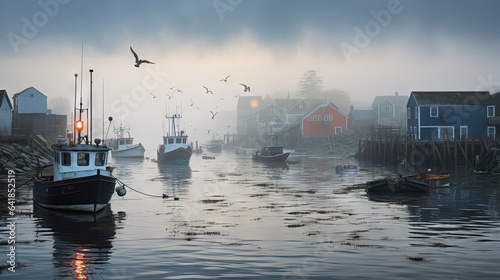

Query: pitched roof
[[410, 91, 494, 106], [0, 90, 13, 109], [371, 95, 408, 107], [349, 109, 372, 120], [12, 86, 47, 99]]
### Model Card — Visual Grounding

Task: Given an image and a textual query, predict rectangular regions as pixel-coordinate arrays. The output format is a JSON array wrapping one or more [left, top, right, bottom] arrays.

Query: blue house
[[406, 91, 496, 140]]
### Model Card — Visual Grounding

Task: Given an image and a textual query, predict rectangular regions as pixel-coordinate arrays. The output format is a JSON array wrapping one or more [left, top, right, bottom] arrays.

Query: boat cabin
[[52, 144, 111, 181], [163, 135, 188, 145], [259, 146, 284, 156]]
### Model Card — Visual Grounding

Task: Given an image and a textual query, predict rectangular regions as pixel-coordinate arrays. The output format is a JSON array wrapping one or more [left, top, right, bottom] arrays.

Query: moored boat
[[365, 175, 431, 194], [252, 145, 290, 163], [204, 139, 224, 153], [407, 169, 450, 186], [33, 72, 123, 212], [336, 163, 358, 174], [157, 113, 192, 164], [107, 124, 145, 158]]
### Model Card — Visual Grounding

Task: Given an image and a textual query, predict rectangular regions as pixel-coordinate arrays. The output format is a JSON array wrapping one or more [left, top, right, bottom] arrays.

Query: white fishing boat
[[157, 113, 192, 164], [107, 124, 145, 158], [204, 138, 224, 153]]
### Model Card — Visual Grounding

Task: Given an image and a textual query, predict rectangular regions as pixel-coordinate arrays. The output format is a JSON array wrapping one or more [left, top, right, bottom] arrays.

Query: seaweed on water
[[407, 256, 424, 261]]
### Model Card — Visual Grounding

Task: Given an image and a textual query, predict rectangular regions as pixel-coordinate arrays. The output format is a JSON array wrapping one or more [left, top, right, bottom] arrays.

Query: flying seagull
[[203, 86, 213, 94], [166, 94, 173, 99], [150, 92, 157, 98], [130, 46, 155, 67], [210, 111, 219, 119], [219, 75, 230, 82], [239, 83, 250, 92]]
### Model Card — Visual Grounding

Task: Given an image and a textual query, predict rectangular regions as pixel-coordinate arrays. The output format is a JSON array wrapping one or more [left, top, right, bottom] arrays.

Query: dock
[[356, 125, 496, 170]]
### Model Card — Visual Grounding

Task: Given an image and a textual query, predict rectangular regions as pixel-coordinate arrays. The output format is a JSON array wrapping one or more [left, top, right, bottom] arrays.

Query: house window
[[414, 107, 417, 119], [438, 127, 454, 140], [487, 126, 496, 138], [335, 127, 342, 134], [487, 106, 495, 117], [382, 105, 392, 112], [298, 102, 303, 110], [460, 126, 468, 140], [407, 107, 410, 119], [430, 107, 438, 117]]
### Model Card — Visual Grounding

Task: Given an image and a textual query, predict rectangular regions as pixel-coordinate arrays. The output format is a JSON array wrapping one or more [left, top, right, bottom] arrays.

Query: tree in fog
[[48, 97, 71, 115], [319, 89, 351, 114], [298, 70, 323, 99]]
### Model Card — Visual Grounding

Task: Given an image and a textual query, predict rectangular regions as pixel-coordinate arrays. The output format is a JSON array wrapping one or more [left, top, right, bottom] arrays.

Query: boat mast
[[89, 69, 93, 144], [73, 73, 78, 144]]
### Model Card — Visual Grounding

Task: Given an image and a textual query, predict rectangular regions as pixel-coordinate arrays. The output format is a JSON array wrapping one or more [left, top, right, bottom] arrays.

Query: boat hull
[[33, 170, 116, 212], [111, 143, 145, 158], [407, 173, 450, 187], [365, 176, 430, 194], [157, 146, 192, 164], [252, 152, 290, 163]]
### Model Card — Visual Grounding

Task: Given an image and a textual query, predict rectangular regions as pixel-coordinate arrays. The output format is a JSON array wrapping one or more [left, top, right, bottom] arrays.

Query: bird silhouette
[[190, 99, 195, 106], [130, 46, 155, 67], [239, 83, 250, 92], [175, 89, 183, 93], [150, 93, 157, 98], [219, 75, 230, 82], [203, 86, 213, 94], [210, 111, 219, 119], [166, 94, 173, 99]]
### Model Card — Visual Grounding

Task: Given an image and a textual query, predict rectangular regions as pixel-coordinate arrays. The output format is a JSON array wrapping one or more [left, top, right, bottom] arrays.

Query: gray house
[[0, 90, 13, 136], [371, 92, 408, 127]]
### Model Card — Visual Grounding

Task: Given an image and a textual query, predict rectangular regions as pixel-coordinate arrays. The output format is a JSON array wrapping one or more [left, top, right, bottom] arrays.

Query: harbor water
[[2, 150, 500, 279]]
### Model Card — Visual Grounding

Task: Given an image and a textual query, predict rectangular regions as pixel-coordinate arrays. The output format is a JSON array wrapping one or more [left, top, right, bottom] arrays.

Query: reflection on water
[[4, 155, 500, 279], [33, 204, 122, 279]]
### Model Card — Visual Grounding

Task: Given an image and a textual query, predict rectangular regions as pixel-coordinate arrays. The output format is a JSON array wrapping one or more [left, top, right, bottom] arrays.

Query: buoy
[[116, 184, 127, 197]]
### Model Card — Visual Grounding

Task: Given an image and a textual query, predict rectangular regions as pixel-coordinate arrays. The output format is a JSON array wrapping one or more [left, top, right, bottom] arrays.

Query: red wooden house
[[302, 102, 347, 137]]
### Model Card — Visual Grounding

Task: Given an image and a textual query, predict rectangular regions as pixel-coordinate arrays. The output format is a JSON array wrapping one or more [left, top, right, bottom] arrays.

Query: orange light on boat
[[75, 120, 84, 132]]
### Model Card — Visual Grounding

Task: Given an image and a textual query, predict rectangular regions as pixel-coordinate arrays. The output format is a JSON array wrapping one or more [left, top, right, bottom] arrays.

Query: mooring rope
[[113, 176, 178, 200]]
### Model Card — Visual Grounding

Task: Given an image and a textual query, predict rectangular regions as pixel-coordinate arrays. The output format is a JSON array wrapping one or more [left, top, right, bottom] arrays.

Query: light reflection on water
[[2, 151, 500, 279]]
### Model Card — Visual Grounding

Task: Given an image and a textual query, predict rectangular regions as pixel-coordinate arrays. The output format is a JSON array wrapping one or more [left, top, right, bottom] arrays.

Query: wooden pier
[[357, 126, 497, 170]]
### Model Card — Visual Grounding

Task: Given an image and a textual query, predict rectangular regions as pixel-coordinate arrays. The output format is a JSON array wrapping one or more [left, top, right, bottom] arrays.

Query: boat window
[[95, 152, 106, 166], [77, 152, 90, 166], [62, 152, 71, 166], [168, 138, 174, 144], [176, 138, 181, 143], [183, 138, 187, 144], [54, 152, 59, 164], [126, 139, 133, 145]]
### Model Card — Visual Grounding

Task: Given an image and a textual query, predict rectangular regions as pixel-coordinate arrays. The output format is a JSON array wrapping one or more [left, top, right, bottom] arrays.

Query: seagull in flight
[[210, 111, 219, 119], [203, 86, 213, 94], [219, 75, 230, 82], [239, 83, 251, 92], [130, 46, 155, 67], [150, 93, 157, 98], [166, 94, 173, 99]]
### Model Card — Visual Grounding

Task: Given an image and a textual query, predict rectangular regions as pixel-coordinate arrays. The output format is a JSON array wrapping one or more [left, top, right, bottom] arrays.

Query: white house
[[13, 86, 47, 114], [0, 90, 13, 136]]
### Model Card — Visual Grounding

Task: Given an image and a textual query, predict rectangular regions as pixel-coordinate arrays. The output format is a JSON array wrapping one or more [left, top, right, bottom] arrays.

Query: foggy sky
[[1, 0, 500, 148]]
